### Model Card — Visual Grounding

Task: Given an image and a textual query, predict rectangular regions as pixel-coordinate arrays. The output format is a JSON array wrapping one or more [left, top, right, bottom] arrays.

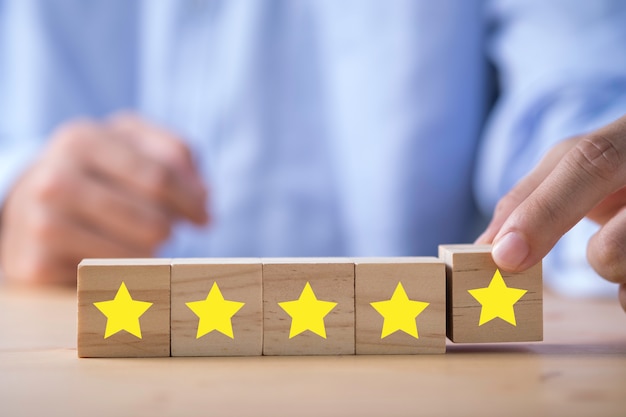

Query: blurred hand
[[0, 114, 208, 285], [477, 114, 626, 312]]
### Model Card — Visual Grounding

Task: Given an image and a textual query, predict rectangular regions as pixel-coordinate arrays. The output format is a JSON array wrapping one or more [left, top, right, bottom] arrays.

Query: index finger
[[475, 137, 579, 245], [491, 115, 626, 272]]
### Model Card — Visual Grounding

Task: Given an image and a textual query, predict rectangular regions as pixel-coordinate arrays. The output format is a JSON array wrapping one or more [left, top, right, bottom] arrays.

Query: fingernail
[[492, 231, 530, 270]]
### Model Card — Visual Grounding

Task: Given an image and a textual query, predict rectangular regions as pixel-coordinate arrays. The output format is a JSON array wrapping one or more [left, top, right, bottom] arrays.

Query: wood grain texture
[[77, 259, 170, 357], [263, 258, 355, 355], [171, 258, 263, 356], [355, 257, 446, 354], [439, 244, 543, 343]]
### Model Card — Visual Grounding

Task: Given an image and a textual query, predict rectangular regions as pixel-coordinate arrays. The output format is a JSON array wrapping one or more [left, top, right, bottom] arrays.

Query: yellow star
[[468, 269, 528, 326], [370, 282, 429, 339], [93, 282, 153, 339], [185, 282, 245, 339], [278, 282, 337, 339]]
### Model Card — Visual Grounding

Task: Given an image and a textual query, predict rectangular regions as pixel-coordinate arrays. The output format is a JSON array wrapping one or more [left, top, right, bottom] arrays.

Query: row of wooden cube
[[77, 245, 542, 357]]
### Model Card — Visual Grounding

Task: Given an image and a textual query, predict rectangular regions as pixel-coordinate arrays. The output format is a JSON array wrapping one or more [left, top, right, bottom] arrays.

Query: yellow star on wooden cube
[[186, 282, 245, 339], [370, 282, 429, 339], [93, 282, 153, 339], [468, 269, 527, 326], [278, 282, 337, 339]]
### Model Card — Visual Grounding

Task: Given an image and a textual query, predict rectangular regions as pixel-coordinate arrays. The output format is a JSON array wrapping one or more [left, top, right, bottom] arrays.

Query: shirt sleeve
[[475, 0, 626, 296], [0, 0, 139, 209], [0, 1, 40, 207]]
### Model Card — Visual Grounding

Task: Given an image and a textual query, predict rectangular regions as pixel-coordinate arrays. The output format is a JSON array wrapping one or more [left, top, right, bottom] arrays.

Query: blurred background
[[1, 0, 625, 294]]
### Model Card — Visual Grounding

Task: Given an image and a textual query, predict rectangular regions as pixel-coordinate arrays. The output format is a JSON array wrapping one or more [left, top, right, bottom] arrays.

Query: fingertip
[[491, 231, 531, 271]]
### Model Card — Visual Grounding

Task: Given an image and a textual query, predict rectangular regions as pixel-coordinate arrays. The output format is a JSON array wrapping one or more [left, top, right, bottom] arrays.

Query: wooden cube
[[355, 257, 446, 354], [77, 259, 171, 357], [439, 244, 543, 343], [263, 259, 355, 355], [171, 258, 263, 356]]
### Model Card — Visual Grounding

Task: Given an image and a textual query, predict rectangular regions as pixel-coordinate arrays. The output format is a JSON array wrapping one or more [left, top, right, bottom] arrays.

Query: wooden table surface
[[1, 284, 625, 417]]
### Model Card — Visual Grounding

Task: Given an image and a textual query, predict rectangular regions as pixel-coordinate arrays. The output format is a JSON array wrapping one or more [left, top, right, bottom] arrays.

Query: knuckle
[[29, 210, 60, 243], [52, 119, 97, 151], [587, 233, 626, 283], [31, 169, 73, 204], [570, 134, 623, 183]]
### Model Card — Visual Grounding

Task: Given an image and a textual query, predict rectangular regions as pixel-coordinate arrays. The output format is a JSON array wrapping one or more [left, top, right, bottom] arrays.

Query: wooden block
[[355, 257, 446, 354], [171, 258, 263, 356], [77, 259, 170, 357], [263, 258, 354, 355], [439, 244, 543, 343]]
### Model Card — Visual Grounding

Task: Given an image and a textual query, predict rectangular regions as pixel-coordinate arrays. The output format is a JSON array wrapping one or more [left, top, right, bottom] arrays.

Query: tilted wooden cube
[[439, 244, 542, 343], [77, 259, 171, 357]]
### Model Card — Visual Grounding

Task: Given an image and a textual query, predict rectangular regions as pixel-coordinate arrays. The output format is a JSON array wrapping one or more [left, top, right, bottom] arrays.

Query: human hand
[[0, 114, 208, 285], [477, 115, 626, 312]]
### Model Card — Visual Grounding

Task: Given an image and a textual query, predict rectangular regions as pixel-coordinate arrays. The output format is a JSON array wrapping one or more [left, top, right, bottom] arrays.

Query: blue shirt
[[1, 0, 626, 295]]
